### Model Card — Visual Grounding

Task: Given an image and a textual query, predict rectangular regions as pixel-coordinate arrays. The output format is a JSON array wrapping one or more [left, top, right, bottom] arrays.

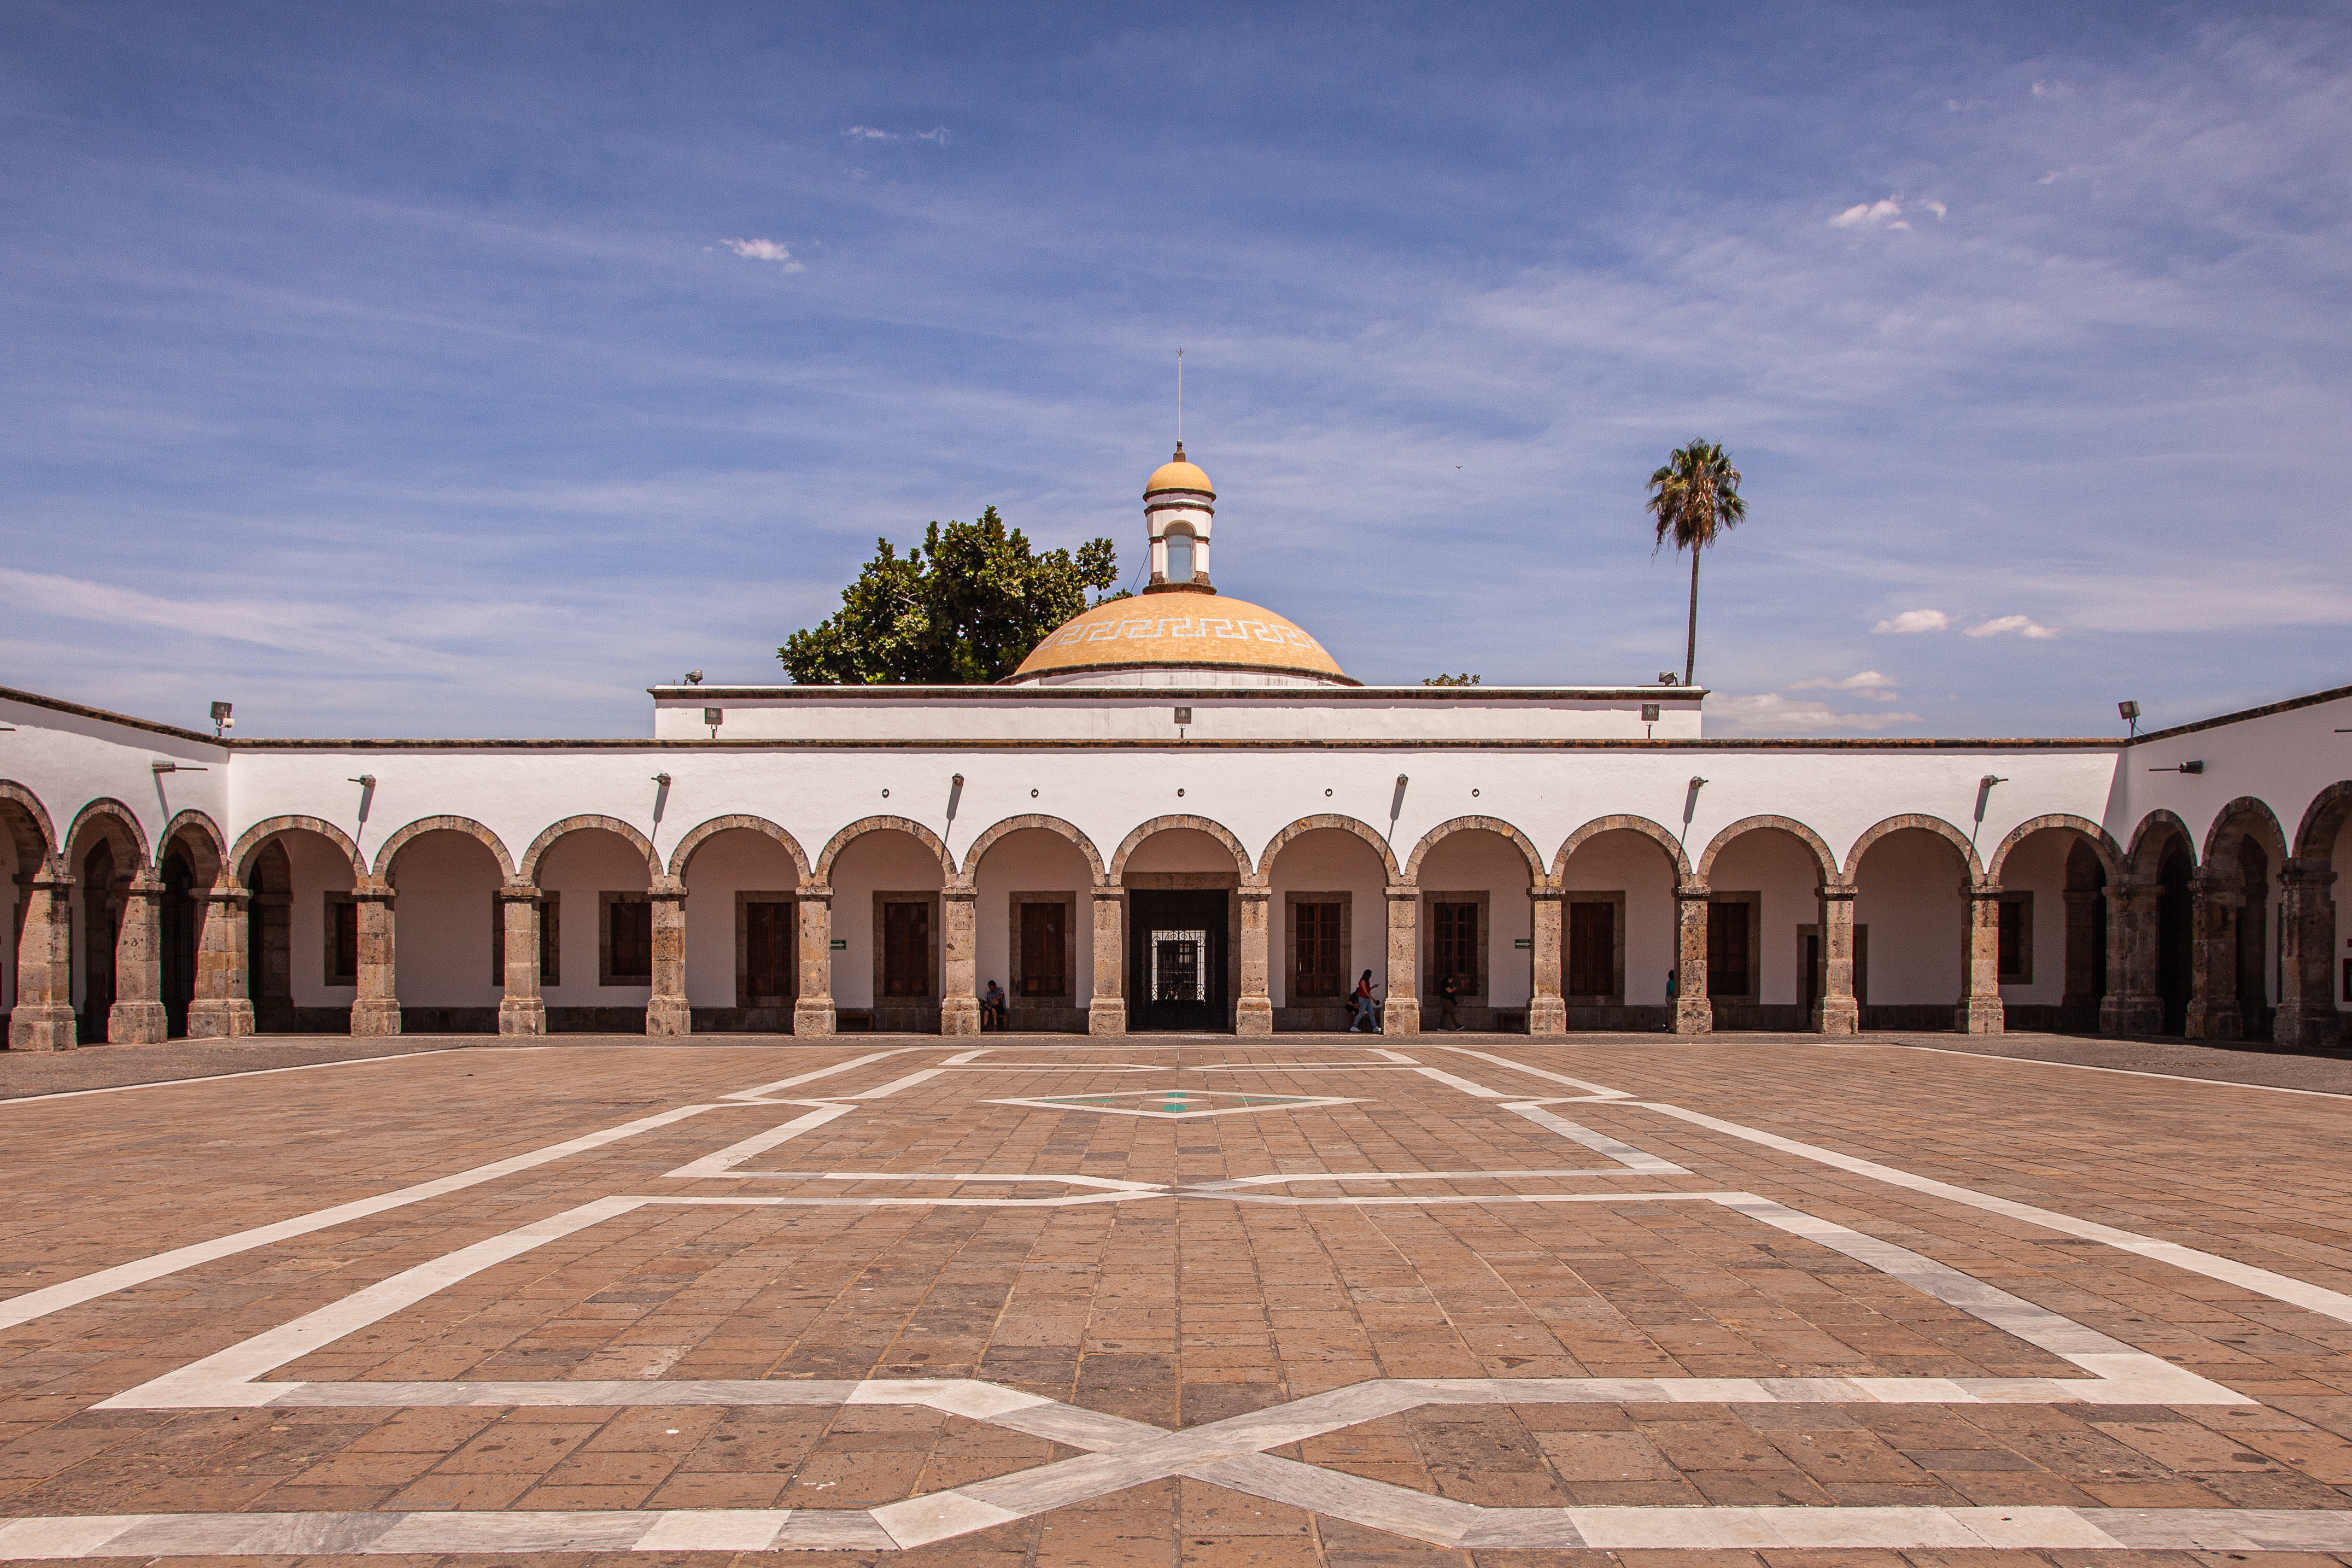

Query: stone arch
[[2291, 782, 2352, 862], [159, 809, 228, 884], [63, 797, 151, 869], [956, 814, 1106, 888], [1108, 814, 1254, 884], [0, 780, 58, 865], [1697, 815, 1840, 885], [372, 815, 517, 882], [814, 815, 956, 885], [1842, 814, 1984, 884], [2126, 809, 2197, 878], [1986, 814, 2122, 886], [2202, 797, 2290, 875], [1403, 816, 1547, 886], [233, 815, 366, 883], [1254, 814, 1400, 885], [1551, 814, 1692, 884], [667, 814, 814, 882], [519, 815, 660, 885]]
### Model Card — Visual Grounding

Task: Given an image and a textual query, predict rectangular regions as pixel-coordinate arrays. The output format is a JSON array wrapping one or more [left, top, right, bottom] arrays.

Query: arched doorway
[[2156, 836, 2194, 1036], [160, 847, 197, 1037], [78, 839, 120, 1043]]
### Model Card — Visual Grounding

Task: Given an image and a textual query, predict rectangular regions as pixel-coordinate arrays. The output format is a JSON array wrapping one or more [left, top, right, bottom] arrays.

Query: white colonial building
[[5, 447, 2349, 1051]]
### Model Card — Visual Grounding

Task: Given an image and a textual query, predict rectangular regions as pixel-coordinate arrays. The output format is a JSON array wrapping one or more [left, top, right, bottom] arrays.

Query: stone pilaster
[[107, 870, 169, 1044], [2274, 858, 2340, 1052], [186, 876, 254, 1039], [2184, 873, 2243, 1042], [1957, 880, 2005, 1035], [1813, 882, 1859, 1035], [498, 884, 546, 1037], [1527, 887, 1566, 1037], [938, 887, 980, 1036], [1672, 881, 1713, 1035], [1383, 884, 1420, 1035], [2102, 881, 2163, 1036], [645, 876, 691, 1037], [794, 887, 835, 1036], [349, 877, 401, 1037], [1234, 887, 1273, 1037], [8, 861, 77, 1051], [1088, 887, 1126, 1036]]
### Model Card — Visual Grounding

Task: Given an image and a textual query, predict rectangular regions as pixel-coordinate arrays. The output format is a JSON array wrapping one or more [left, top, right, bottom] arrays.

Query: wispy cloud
[[1828, 196, 1943, 232], [720, 237, 804, 271], [842, 125, 951, 145], [1871, 610, 1951, 635], [1789, 670, 1901, 699], [1965, 614, 2057, 640], [1711, 692, 1923, 735]]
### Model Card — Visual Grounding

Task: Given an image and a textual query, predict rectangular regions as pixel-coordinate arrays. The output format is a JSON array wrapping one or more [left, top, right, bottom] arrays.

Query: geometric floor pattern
[[4, 1036, 2352, 1560]]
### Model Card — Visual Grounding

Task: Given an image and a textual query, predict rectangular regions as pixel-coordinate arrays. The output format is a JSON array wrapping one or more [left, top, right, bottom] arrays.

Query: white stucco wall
[[1265, 827, 1393, 1007], [286, 828, 359, 1009], [678, 827, 802, 1010], [1416, 828, 1539, 1008], [1851, 828, 1970, 1008], [1991, 827, 2070, 1009], [388, 829, 504, 1009], [536, 828, 652, 1011], [1707, 828, 1823, 1007], [1558, 829, 1681, 1007], [970, 828, 1096, 1011], [827, 830, 947, 1011]]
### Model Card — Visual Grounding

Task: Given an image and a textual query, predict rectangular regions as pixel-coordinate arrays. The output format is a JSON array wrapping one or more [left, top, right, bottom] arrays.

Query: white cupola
[[1142, 442, 1215, 594]]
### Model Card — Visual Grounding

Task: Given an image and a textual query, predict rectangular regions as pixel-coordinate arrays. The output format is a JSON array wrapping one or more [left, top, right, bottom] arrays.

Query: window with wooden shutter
[[1020, 902, 1068, 997], [1292, 901, 1342, 998], [607, 896, 652, 982], [883, 900, 931, 997]]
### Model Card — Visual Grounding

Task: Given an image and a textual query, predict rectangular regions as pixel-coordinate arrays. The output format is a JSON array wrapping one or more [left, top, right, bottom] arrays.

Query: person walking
[[1436, 971, 1463, 1031], [1350, 969, 1380, 1033]]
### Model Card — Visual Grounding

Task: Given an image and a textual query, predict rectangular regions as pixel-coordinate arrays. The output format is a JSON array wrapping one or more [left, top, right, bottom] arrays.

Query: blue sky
[[2, 2, 2345, 738]]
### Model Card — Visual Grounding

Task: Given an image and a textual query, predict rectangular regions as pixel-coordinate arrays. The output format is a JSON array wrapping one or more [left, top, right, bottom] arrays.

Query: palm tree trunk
[[1683, 544, 1700, 687]]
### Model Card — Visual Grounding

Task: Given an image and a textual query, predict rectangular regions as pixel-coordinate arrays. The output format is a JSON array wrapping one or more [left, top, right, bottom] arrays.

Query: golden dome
[[1011, 594, 1351, 684], [1145, 451, 1213, 496]]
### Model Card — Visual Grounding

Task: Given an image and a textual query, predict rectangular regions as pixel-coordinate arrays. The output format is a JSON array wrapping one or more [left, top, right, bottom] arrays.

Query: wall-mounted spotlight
[[2118, 699, 2140, 737], [210, 700, 234, 737], [703, 706, 723, 738], [652, 773, 672, 786], [1980, 774, 2009, 788], [1689, 775, 1707, 789], [2150, 760, 2204, 775], [1396, 773, 1409, 787], [151, 760, 209, 774], [952, 773, 965, 787], [685, 670, 704, 686], [347, 774, 376, 788], [1658, 672, 1678, 686]]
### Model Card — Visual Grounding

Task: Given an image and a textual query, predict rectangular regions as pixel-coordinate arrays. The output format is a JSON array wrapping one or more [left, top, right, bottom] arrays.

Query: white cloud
[[721, 238, 804, 272], [845, 126, 891, 139], [1711, 693, 1922, 735], [1790, 670, 1900, 699], [1964, 614, 2057, 639], [1871, 609, 1951, 634], [1829, 196, 1945, 231], [842, 125, 951, 146]]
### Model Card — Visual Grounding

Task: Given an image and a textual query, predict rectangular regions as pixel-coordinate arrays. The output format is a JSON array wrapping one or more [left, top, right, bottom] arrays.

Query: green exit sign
[[830, 939, 847, 951], [1513, 938, 1531, 950]]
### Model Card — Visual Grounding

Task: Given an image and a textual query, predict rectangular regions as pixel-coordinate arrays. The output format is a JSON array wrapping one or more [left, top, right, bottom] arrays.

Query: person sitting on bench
[[981, 980, 1009, 1031]]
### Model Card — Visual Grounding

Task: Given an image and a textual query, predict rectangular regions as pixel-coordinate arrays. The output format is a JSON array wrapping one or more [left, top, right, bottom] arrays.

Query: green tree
[[1423, 672, 1482, 686], [780, 507, 1121, 684], [1645, 440, 1746, 687]]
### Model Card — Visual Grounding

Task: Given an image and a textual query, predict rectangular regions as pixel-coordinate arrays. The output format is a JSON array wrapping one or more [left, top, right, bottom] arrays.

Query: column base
[[1234, 996, 1273, 1037], [2110, 994, 2163, 1036], [2184, 1001, 2242, 1042], [1526, 996, 1566, 1038], [939, 996, 981, 1036], [186, 998, 256, 1039], [499, 998, 547, 1037], [350, 998, 403, 1037], [2274, 1001, 2342, 1053], [646, 996, 692, 1037], [793, 999, 836, 1037], [1955, 997, 2005, 1035], [1087, 998, 1127, 1037], [8, 1005, 79, 1052], [1672, 997, 1713, 1036], [1812, 997, 1860, 1035], [1384, 998, 1420, 1036], [107, 1001, 170, 1045]]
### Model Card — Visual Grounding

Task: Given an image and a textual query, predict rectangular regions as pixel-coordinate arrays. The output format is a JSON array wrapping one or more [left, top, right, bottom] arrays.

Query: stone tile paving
[[0, 1037, 2349, 1563]]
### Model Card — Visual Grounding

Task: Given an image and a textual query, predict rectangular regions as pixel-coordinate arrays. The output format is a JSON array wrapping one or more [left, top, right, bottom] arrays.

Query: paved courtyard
[[3, 1036, 2352, 1565]]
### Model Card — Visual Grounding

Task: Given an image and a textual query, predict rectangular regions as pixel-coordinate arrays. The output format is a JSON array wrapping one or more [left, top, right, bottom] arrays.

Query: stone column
[[1527, 887, 1566, 1037], [645, 875, 691, 1037], [1673, 881, 1713, 1035], [349, 877, 401, 1037], [1957, 880, 2005, 1035], [1383, 884, 1420, 1035], [186, 876, 254, 1039], [1235, 886, 1273, 1036], [2274, 858, 2341, 1052], [2184, 874, 2243, 1042], [498, 884, 546, 1037], [794, 887, 835, 1036], [108, 870, 169, 1044], [938, 887, 979, 1035], [1813, 882, 1859, 1035], [8, 861, 77, 1051], [1088, 886, 1126, 1035], [2061, 888, 2102, 1031], [2102, 881, 2163, 1036]]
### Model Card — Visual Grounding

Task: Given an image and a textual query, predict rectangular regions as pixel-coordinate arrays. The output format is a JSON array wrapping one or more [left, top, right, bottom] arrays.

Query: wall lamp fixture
[[1396, 773, 1409, 787], [2150, 760, 2204, 775], [2117, 699, 2140, 736], [347, 775, 376, 788], [1689, 775, 1707, 789], [210, 700, 234, 737], [1980, 774, 2008, 788], [652, 773, 672, 786], [151, 760, 209, 774]]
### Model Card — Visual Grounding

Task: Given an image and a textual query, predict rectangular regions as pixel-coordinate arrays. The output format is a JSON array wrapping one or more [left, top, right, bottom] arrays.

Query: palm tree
[[1646, 440, 1745, 687]]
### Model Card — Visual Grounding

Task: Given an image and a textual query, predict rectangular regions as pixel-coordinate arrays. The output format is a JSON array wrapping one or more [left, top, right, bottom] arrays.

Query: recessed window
[[1165, 535, 1194, 581]]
